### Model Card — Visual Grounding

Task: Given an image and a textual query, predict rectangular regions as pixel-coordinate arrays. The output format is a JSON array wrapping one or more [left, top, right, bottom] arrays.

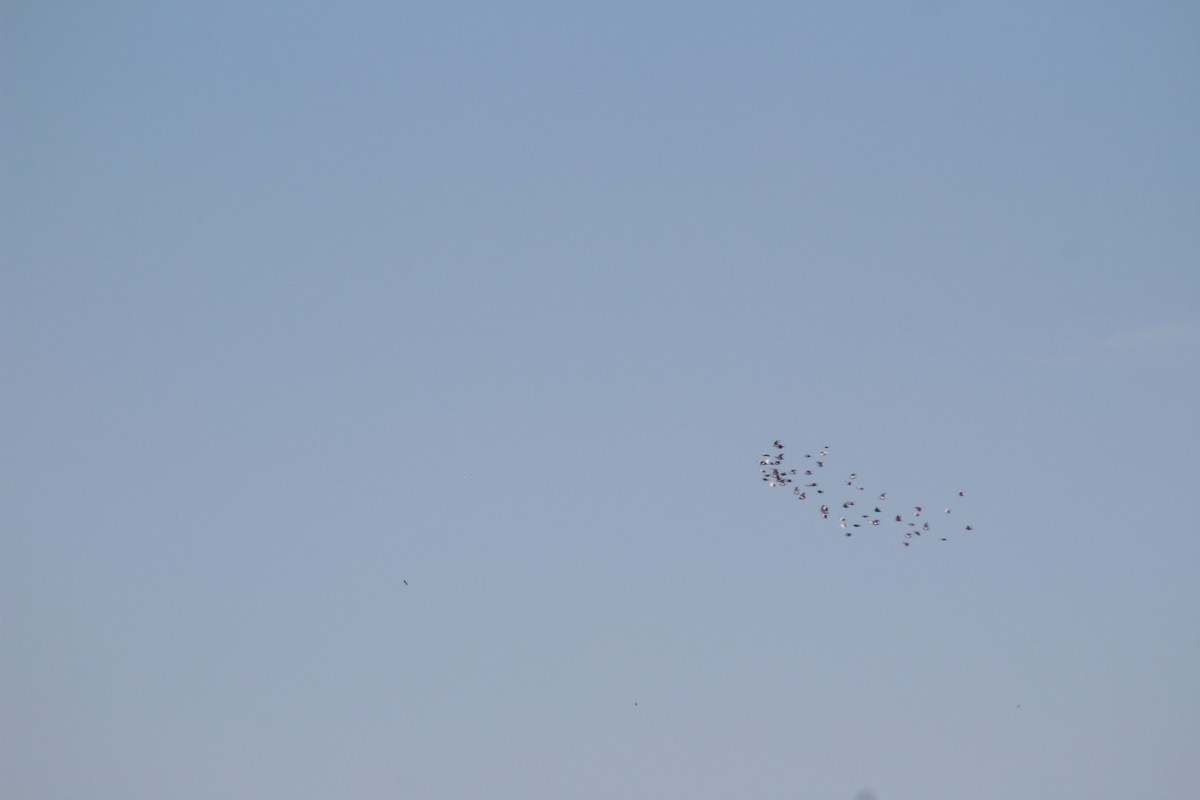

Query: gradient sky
[[3, 3, 1199, 799]]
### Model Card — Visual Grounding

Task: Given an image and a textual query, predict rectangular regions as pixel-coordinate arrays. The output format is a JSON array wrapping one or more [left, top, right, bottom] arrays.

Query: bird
[[756, 441, 974, 550], [403, 580, 408, 586]]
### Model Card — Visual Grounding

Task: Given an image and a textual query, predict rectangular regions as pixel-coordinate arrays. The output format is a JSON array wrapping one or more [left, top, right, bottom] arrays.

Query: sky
[[2, 2, 1199, 799]]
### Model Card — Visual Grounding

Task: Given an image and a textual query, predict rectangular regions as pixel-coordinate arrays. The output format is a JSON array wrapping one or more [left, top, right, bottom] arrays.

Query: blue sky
[[3, 2, 1199, 799]]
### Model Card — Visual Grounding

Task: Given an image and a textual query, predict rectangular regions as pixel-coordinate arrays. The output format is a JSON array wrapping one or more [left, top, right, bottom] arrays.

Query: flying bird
[[757, 440, 974, 550]]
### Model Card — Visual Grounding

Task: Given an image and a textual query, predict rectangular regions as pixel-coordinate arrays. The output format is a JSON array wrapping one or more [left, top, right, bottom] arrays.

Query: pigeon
[[757, 441, 973, 550]]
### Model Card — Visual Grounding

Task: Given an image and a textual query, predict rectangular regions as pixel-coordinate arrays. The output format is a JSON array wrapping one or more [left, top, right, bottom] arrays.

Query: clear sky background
[[3, 2, 1199, 799]]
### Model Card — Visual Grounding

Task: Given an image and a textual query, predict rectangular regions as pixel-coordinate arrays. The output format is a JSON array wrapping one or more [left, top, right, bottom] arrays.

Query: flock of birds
[[758, 440, 973, 546]]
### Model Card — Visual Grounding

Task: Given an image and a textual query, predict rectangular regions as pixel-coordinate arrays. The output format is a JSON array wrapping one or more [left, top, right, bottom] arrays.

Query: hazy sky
[[3, 2, 1199, 799]]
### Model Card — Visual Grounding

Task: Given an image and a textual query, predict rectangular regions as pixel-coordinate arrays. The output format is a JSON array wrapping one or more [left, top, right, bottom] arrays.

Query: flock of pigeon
[[759, 441, 973, 546]]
